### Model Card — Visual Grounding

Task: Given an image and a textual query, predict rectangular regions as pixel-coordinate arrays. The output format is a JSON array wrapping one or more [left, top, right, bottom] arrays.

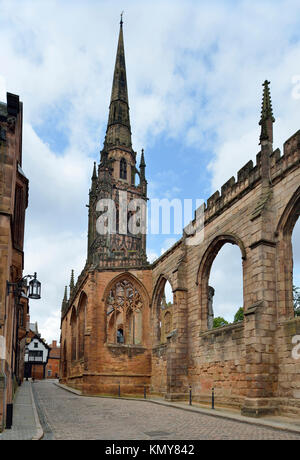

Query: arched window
[[153, 278, 173, 344], [106, 279, 143, 344], [292, 214, 300, 316], [197, 235, 246, 331], [70, 308, 77, 361], [208, 244, 244, 328], [276, 187, 300, 319], [78, 293, 87, 360], [62, 340, 67, 378], [120, 158, 127, 180]]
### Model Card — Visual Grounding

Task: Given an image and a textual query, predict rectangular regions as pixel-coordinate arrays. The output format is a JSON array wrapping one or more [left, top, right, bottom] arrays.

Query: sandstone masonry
[[60, 24, 300, 418]]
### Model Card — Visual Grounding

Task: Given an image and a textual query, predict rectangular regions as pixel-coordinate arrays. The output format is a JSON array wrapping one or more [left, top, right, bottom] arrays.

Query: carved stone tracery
[[107, 279, 143, 314]]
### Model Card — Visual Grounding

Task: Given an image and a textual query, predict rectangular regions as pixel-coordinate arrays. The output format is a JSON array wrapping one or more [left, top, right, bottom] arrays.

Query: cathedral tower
[[87, 18, 148, 269], [60, 19, 153, 396]]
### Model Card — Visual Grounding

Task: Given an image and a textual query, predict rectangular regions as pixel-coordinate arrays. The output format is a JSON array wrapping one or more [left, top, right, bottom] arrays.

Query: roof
[[18, 163, 28, 180]]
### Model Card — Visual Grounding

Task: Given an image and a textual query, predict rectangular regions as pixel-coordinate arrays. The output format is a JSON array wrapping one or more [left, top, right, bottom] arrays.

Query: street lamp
[[5, 272, 41, 429], [27, 273, 41, 300], [7, 272, 41, 300]]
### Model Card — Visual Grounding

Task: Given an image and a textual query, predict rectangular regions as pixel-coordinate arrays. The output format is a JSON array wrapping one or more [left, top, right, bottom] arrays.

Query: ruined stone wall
[[61, 269, 153, 396], [61, 129, 300, 416], [150, 129, 300, 415]]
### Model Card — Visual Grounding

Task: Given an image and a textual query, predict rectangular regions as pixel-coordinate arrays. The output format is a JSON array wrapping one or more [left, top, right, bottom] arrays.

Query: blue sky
[[0, 0, 300, 341]]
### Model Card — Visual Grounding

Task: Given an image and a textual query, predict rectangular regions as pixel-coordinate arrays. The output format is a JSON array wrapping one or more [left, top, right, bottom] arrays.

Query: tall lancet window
[[120, 158, 127, 180]]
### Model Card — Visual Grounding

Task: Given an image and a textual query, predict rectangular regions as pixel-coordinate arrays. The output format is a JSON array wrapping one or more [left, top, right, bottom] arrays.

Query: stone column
[[241, 242, 278, 416], [165, 289, 188, 400], [207, 286, 215, 330]]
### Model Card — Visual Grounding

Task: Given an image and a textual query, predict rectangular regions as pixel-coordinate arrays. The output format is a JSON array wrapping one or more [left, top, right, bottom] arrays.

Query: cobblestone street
[[31, 380, 300, 440]]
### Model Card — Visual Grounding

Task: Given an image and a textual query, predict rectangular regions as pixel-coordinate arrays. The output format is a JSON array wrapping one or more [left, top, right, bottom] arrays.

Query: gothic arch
[[151, 274, 174, 309], [62, 339, 67, 378], [102, 272, 150, 306], [275, 186, 300, 319], [77, 291, 87, 360], [69, 305, 77, 324], [197, 233, 247, 330], [103, 273, 149, 345], [70, 306, 77, 361], [276, 185, 300, 237], [151, 274, 174, 344]]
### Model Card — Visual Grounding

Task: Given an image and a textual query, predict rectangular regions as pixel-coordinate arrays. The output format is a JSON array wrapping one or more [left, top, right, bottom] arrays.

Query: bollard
[[212, 387, 215, 410], [144, 385, 146, 399], [189, 385, 192, 406], [118, 383, 121, 398], [6, 403, 13, 429]]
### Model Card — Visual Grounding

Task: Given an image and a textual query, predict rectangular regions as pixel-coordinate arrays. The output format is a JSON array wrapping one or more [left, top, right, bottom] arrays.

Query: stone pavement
[[2, 379, 300, 440], [56, 382, 300, 437], [0, 380, 43, 440], [33, 380, 300, 440]]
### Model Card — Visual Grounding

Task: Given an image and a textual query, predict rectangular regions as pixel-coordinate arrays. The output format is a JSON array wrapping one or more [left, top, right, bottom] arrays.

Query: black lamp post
[[5, 272, 41, 429]]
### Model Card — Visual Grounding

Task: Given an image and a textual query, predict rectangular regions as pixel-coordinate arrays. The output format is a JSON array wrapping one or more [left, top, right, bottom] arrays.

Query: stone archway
[[276, 186, 300, 320], [104, 274, 149, 345], [70, 307, 77, 361], [197, 234, 247, 331], [77, 292, 87, 360], [151, 275, 174, 345]]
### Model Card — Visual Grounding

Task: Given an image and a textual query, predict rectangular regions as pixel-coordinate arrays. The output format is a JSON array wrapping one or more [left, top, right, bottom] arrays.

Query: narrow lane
[[32, 380, 300, 440]]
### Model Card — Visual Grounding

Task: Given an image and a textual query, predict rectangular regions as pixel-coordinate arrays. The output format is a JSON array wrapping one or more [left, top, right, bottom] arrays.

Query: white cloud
[[147, 250, 159, 264], [160, 238, 178, 255], [0, 75, 6, 101]]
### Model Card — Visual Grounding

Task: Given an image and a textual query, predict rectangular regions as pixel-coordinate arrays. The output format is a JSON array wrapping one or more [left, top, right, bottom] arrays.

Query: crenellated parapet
[[191, 129, 300, 228], [270, 130, 300, 183]]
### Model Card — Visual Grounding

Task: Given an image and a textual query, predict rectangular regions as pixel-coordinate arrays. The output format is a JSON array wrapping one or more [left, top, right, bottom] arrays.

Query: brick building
[[0, 93, 29, 430], [45, 340, 60, 379], [60, 21, 300, 417]]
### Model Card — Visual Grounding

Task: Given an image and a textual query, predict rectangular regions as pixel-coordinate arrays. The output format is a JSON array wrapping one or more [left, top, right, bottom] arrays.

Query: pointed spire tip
[[259, 79, 275, 144]]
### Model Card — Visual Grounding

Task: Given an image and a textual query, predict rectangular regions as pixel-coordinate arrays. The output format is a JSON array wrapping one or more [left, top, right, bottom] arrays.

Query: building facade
[[45, 340, 60, 379], [24, 333, 50, 380], [60, 22, 300, 417], [0, 93, 29, 430]]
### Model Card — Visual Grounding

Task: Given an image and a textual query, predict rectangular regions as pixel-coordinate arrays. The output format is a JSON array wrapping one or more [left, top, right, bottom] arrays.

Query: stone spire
[[92, 161, 97, 180], [91, 161, 98, 190], [87, 17, 148, 270], [102, 19, 132, 155], [69, 270, 75, 294], [139, 149, 146, 181], [259, 80, 275, 144], [61, 286, 68, 313]]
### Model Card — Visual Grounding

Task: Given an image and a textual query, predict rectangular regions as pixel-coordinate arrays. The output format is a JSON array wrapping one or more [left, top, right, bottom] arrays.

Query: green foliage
[[294, 286, 300, 317], [213, 317, 229, 328], [212, 307, 244, 329], [234, 307, 244, 323]]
